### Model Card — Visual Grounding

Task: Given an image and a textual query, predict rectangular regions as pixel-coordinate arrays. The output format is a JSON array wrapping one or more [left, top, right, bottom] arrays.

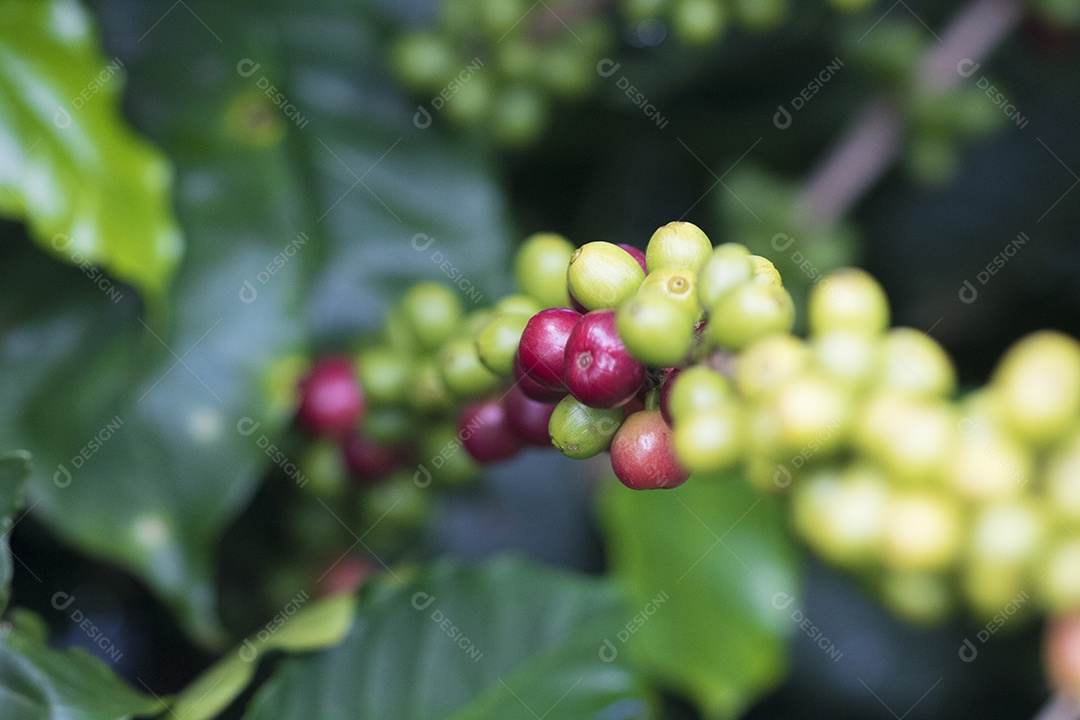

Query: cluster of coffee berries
[[755, 274, 1080, 628], [449, 222, 796, 492], [391, 0, 609, 146], [291, 219, 1080, 640], [622, 0, 872, 46]]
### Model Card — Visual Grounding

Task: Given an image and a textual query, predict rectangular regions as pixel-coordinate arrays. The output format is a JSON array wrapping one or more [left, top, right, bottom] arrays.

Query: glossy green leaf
[[0, 626, 162, 720], [599, 477, 800, 719], [0, 0, 183, 300], [242, 556, 653, 720], [0, 0, 511, 645], [171, 593, 356, 720], [0, 451, 32, 615]]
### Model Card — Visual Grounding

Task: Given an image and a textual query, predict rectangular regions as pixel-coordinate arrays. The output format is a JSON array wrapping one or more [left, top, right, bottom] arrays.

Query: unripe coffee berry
[[808, 268, 889, 337], [399, 282, 464, 351], [645, 221, 712, 273], [992, 331, 1080, 446], [666, 365, 733, 425], [514, 233, 575, 308], [564, 310, 646, 408], [549, 395, 624, 459], [749, 255, 783, 287], [476, 311, 531, 377], [877, 328, 956, 397], [566, 241, 645, 311], [672, 406, 743, 474], [439, 339, 501, 397], [615, 291, 696, 368], [356, 347, 414, 405], [706, 282, 795, 350], [610, 409, 690, 490], [696, 243, 753, 309], [639, 267, 700, 319]]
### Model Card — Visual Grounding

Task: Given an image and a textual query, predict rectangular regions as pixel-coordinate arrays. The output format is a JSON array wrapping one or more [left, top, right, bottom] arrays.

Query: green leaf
[[0, 626, 163, 720], [0, 0, 183, 300], [171, 593, 356, 720], [242, 556, 653, 720], [0, 451, 32, 615], [598, 477, 800, 719], [0, 0, 512, 645]]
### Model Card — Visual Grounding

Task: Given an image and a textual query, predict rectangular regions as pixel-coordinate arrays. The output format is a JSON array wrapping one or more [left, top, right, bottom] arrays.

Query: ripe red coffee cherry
[[659, 367, 680, 426], [513, 356, 566, 403], [459, 398, 523, 463], [341, 432, 406, 484], [1045, 614, 1080, 700], [517, 308, 581, 391], [502, 385, 559, 446], [617, 244, 648, 274], [297, 356, 365, 436], [563, 310, 646, 409], [610, 409, 690, 490]]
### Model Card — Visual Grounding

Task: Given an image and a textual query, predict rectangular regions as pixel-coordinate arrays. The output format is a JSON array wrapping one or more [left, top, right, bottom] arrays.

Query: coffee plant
[[1, 0, 1079, 719]]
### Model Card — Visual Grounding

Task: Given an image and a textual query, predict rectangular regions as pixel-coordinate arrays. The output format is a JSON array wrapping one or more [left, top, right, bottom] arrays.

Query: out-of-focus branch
[[797, 0, 1026, 227]]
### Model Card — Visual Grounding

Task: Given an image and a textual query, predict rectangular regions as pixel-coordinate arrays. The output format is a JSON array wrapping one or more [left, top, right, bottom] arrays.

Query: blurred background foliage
[[0, 0, 1078, 718]]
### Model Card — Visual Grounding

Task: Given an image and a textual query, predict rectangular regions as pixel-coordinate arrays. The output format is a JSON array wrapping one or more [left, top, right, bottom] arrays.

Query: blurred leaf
[[242, 556, 653, 720], [0, 451, 31, 615], [0, 0, 512, 645], [0, 0, 182, 301], [599, 477, 799, 720], [0, 626, 163, 720], [171, 593, 356, 720]]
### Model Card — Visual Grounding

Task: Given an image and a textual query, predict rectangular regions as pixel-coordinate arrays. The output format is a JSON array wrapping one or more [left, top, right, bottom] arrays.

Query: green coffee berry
[[514, 233, 575, 308], [476, 311, 530, 376], [668, 365, 733, 424], [736, 333, 810, 400], [696, 243, 753, 309], [878, 327, 957, 398], [707, 282, 795, 350], [808, 268, 890, 337], [672, 406, 743, 473], [548, 396, 624, 459], [357, 346, 415, 405], [567, 241, 646, 310], [992, 331, 1080, 446], [438, 339, 501, 397], [616, 291, 696, 367], [749, 255, 783, 287], [645, 221, 713, 272], [639, 267, 700, 318], [400, 282, 464, 352]]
